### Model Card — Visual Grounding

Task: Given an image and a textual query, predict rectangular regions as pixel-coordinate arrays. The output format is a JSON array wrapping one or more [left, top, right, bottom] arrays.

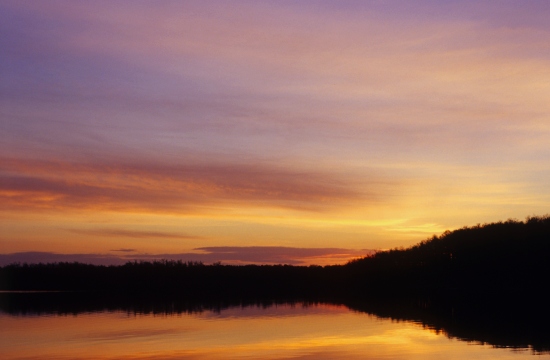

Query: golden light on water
[[0, 304, 540, 360]]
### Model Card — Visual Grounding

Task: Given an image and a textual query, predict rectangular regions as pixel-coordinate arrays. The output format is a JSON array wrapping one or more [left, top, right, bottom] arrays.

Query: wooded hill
[[346, 215, 550, 298], [1, 216, 549, 301]]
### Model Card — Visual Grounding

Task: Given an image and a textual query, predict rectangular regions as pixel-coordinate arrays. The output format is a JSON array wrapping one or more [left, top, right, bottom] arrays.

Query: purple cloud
[[0, 247, 374, 267]]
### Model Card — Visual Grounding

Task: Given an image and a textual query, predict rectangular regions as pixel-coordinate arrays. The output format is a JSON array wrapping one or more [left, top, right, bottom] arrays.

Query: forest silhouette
[[2, 215, 550, 352], [2, 215, 549, 300]]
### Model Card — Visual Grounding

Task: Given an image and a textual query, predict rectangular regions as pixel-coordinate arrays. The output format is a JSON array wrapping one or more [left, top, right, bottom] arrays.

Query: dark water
[[0, 292, 548, 359]]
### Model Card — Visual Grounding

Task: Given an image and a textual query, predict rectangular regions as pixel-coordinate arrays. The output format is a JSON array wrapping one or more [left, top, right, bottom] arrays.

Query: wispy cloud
[[70, 229, 201, 240], [0, 157, 389, 214]]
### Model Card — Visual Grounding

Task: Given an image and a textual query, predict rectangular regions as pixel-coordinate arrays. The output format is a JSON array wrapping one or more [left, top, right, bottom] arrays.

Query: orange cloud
[[0, 157, 391, 215], [68, 229, 202, 240]]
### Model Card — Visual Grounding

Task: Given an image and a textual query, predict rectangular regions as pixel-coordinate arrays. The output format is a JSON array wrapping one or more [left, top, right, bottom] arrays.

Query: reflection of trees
[[1, 292, 549, 354], [344, 296, 550, 355], [1, 216, 550, 352]]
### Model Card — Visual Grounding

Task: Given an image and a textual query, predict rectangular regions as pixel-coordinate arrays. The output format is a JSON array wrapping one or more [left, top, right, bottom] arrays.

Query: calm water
[[1, 300, 548, 360]]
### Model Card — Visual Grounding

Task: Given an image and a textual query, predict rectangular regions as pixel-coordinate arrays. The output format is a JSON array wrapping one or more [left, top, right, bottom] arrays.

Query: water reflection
[[0, 292, 549, 359]]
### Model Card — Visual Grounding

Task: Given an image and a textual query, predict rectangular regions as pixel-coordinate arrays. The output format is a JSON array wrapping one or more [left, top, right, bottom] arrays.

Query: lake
[[1, 295, 548, 360]]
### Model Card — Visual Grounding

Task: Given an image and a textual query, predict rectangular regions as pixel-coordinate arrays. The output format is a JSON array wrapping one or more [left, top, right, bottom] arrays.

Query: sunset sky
[[2, 0, 550, 265]]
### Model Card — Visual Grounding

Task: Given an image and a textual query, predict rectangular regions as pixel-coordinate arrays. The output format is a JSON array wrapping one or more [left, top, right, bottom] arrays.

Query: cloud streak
[[0, 157, 388, 214], [69, 229, 201, 240], [1, 1, 550, 255]]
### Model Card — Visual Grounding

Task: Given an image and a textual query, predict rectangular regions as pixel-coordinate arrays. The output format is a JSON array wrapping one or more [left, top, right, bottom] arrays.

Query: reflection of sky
[[0, 304, 542, 360], [2, 1, 550, 263], [198, 302, 350, 320]]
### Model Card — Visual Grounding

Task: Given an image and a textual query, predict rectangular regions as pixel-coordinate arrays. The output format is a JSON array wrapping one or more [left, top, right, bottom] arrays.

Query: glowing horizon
[[2, 1, 550, 264]]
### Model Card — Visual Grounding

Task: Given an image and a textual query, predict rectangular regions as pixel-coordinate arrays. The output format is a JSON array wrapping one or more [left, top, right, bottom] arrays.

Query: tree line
[[1, 215, 549, 302]]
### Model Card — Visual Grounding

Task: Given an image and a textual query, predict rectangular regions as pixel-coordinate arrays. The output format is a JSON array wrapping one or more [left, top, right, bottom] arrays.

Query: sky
[[1, 0, 550, 265]]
